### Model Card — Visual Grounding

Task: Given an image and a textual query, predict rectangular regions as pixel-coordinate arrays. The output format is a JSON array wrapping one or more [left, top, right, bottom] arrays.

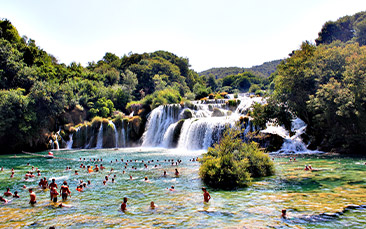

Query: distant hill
[[199, 59, 282, 79]]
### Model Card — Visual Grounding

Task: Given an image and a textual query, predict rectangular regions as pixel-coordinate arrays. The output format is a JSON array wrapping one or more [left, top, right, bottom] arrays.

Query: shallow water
[[0, 149, 366, 228]]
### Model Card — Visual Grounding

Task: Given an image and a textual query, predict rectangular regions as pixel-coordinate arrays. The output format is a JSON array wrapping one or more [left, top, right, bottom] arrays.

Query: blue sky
[[1, 0, 366, 71]]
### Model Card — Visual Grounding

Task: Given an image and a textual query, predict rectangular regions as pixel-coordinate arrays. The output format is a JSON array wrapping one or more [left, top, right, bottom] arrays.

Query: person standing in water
[[60, 181, 71, 201], [29, 188, 36, 205], [121, 197, 128, 212], [49, 179, 58, 200], [202, 187, 211, 203], [50, 186, 59, 203]]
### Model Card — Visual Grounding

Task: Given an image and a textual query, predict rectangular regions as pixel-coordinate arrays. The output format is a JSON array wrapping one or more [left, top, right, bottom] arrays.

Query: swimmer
[[281, 209, 287, 218], [76, 185, 83, 192], [175, 169, 179, 176], [13, 191, 20, 198], [58, 203, 72, 208], [94, 165, 99, 172], [121, 197, 128, 212], [1, 167, 3, 171], [75, 170, 78, 175], [112, 178, 115, 183], [87, 180, 91, 185], [150, 201, 156, 209], [163, 171, 167, 176], [202, 187, 211, 203], [103, 180, 107, 185], [29, 188, 36, 205], [304, 165, 310, 171], [144, 177, 151, 183], [129, 175, 133, 180], [10, 172, 14, 178], [169, 185, 175, 191], [60, 181, 71, 201], [0, 196, 8, 203], [4, 188, 12, 197]]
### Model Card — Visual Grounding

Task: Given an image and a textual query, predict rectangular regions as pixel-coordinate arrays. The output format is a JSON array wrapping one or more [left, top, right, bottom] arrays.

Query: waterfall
[[66, 134, 73, 149], [109, 120, 118, 148], [50, 139, 55, 149], [262, 118, 323, 154], [235, 94, 264, 114], [140, 95, 264, 150], [142, 105, 180, 147], [177, 117, 233, 150], [96, 123, 103, 149], [120, 121, 126, 147], [161, 122, 177, 148]]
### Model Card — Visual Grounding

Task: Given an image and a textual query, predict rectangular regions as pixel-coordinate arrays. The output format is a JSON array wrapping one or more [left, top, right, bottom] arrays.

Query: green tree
[[207, 74, 218, 91], [199, 127, 275, 189]]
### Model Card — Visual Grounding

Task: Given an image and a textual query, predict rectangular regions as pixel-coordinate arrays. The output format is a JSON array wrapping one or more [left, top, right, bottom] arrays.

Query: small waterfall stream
[[66, 134, 73, 149], [262, 118, 323, 154], [109, 120, 118, 148], [142, 105, 180, 147], [96, 123, 103, 149]]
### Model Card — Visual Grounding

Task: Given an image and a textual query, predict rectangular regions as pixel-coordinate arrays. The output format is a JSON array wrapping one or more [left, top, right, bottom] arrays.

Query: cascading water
[[142, 104, 180, 147], [109, 120, 119, 148], [262, 118, 323, 154], [119, 126, 126, 147], [66, 134, 73, 149], [142, 94, 261, 150], [54, 131, 60, 150], [96, 123, 103, 149], [177, 117, 232, 150]]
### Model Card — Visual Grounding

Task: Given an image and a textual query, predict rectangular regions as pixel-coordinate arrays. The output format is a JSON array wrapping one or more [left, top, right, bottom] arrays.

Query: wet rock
[[212, 107, 225, 117], [182, 109, 193, 119]]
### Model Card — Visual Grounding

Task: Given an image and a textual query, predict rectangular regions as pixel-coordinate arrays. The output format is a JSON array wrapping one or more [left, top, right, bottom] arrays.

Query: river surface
[[0, 148, 366, 228]]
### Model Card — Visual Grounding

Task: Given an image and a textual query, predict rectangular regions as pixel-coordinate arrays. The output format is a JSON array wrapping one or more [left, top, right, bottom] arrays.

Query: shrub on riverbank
[[199, 127, 275, 189]]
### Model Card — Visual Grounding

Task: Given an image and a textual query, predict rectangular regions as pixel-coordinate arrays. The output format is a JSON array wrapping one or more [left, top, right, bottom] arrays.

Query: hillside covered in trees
[[0, 18, 273, 154], [0, 19, 207, 153], [199, 59, 282, 79], [252, 11, 366, 154], [316, 11, 366, 46]]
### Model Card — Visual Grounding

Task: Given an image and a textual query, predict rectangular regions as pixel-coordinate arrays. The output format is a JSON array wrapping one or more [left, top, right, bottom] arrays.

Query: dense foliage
[[252, 41, 366, 153], [199, 128, 275, 189], [0, 19, 204, 153], [316, 11, 366, 46]]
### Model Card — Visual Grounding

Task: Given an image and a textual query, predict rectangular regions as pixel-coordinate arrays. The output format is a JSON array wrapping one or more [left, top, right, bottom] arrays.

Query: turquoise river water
[[0, 148, 366, 228]]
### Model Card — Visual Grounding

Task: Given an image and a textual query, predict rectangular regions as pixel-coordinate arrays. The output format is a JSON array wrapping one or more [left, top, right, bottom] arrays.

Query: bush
[[185, 92, 195, 101], [199, 127, 275, 189]]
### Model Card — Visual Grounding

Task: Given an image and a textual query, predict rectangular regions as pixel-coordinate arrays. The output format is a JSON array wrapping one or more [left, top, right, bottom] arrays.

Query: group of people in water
[[0, 156, 211, 211]]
